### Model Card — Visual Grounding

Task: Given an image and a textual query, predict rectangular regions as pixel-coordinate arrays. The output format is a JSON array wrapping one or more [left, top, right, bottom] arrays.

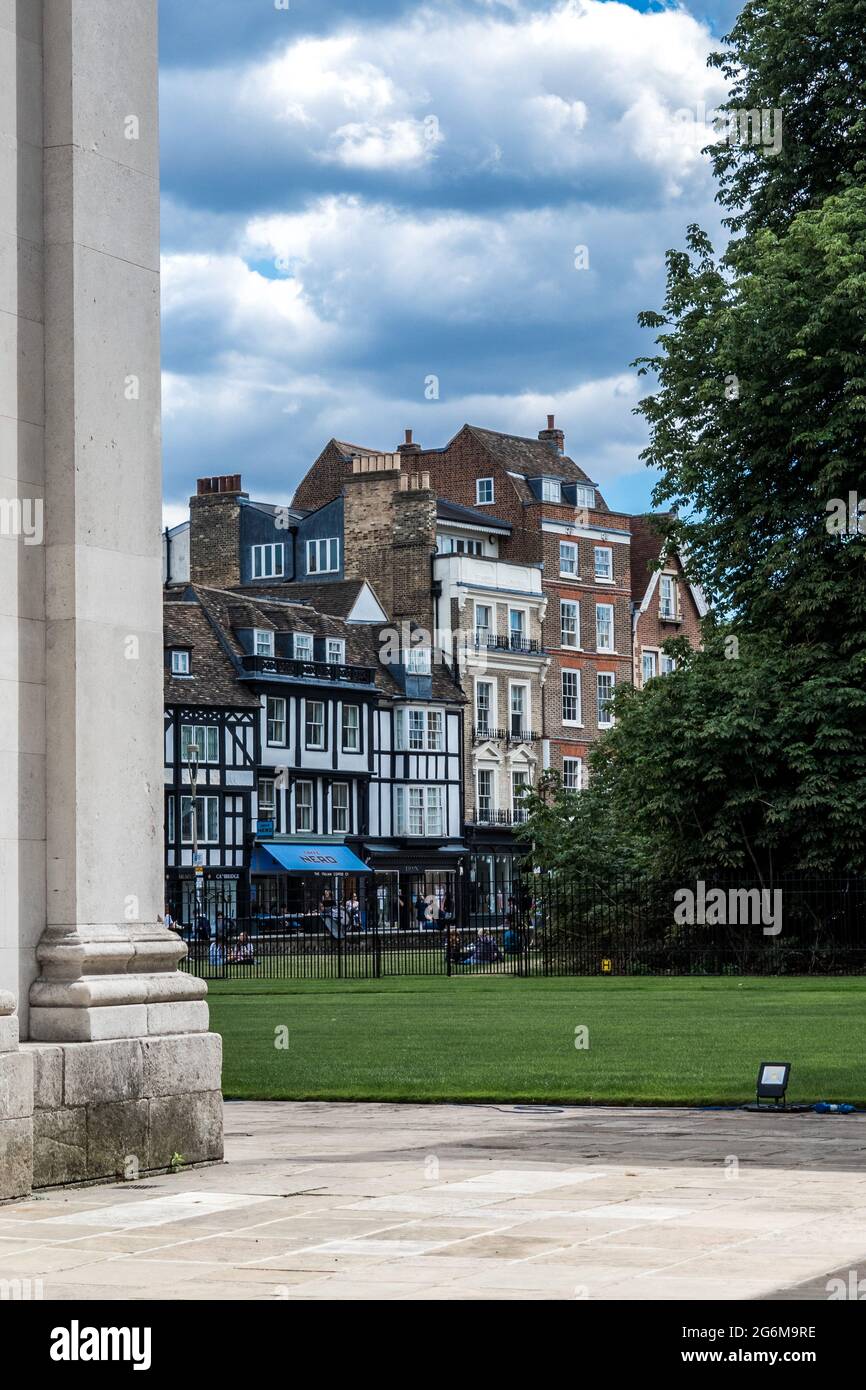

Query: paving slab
[[0, 1101, 864, 1300]]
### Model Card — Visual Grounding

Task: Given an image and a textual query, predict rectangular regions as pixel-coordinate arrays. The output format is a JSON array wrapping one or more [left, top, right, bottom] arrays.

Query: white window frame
[[293, 632, 314, 661], [405, 707, 444, 752], [306, 537, 340, 575], [266, 696, 286, 746], [595, 602, 615, 653], [474, 602, 492, 644], [559, 540, 578, 577], [439, 534, 483, 556], [509, 680, 530, 738], [661, 654, 677, 675], [331, 782, 350, 834], [475, 679, 495, 736], [476, 767, 495, 821], [562, 668, 582, 725], [406, 646, 431, 675], [560, 599, 580, 650], [563, 757, 583, 791], [542, 478, 562, 503], [326, 638, 346, 665], [659, 574, 677, 619], [575, 485, 595, 509], [642, 650, 658, 684], [180, 724, 219, 764], [508, 607, 527, 644], [342, 703, 360, 752], [394, 784, 444, 837], [597, 672, 615, 727], [180, 794, 219, 845], [294, 780, 313, 833], [305, 700, 325, 750], [475, 477, 494, 505], [257, 777, 276, 816], [511, 768, 531, 824], [594, 546, 613, 581], [254, 629, 274, 658], [251, 543, 284, 580], [171, 649, 190, 676]]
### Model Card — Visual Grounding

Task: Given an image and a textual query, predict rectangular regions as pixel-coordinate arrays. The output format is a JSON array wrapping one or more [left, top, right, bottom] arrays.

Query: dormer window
[[542, 478, 562, 503], [254, 629, 274, 657], [327, 638, 346, 665], [294, 632, 314, 661], [476, 478, 494, 505], [407, 646, 431, 675], [575, 485, 595, 509], [307, 538, 340, 574], [251, 543, 284, 579], [170, 648, 191, 676]]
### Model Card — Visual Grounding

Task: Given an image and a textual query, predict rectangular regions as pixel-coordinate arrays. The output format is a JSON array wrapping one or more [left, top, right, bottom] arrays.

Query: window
[[293, 632, 314, 661], [474, 603, 492, 645], [477, 768, 494, 821], [251, 543, 284, 579], [512, 769, 531, 824], [575, 485, 595, 509], [326, 638, 345, 665], [407, 646, 431, 675], [560, 600, 580, 649], [563, 757, 583, 791], [542, 478, 562, 503], [170, 649, 190, 676], [254, 629, 274, 658], [331, 782, 349, 834], [597, 672, 615, 726], [594, 546, 613, 580], [559, 541, 578, 577], [439, 535, 483, 555], [257, 778, 275, 816], [307, 538, 340, 574], [305, 701, 325, 749], [595, 603, 614, 652], [167, 795, 175, 843], [180, 724, 219, 764], [395, 785, 444, 837], [509, 609, 526, 649], [661, 654, 677, 675], [510, 683, 527, 738], [404, 708, 444, 752], [266, 697, 286, 745], [642, 651, 658, 684], [180, 795, 219, 844], [659, 574, 677, 619], [562, 669, 581, 724], [475, 680, 493, 735], [476, 477, 494, 505], [342, 704, 360, 752], [294, 781, 313, 832]]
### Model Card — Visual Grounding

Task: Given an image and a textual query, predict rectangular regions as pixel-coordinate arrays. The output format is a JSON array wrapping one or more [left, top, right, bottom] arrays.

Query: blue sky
[[159, 0, 744, 522]]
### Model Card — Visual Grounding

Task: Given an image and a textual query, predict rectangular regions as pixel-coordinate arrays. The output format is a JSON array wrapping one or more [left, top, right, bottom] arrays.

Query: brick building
[[630, 514, 707, 688]]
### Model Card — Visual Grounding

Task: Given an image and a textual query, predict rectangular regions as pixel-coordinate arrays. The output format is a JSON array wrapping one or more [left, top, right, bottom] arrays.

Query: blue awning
[[253, 842, 371, 874]]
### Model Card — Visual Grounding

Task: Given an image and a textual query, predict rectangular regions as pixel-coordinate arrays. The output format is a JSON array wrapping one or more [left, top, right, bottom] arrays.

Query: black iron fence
[[165, 872, 866, 982]]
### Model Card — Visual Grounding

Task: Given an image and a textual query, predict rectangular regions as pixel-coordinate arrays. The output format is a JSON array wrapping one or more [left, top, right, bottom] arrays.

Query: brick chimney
[[190, 474, 248, 587], [538, 413, 565, 453], [397, 428, 422, 455]]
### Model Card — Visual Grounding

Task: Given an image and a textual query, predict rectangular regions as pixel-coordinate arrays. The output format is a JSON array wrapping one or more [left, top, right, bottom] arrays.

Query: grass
[[207, 974, 866, 1106]]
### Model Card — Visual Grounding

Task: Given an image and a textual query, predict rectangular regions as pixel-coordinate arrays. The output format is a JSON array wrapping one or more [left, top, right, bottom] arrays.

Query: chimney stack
[[538, 414, 565, 454], [397, 428, 421, 455], [189, 474, 249, 587]]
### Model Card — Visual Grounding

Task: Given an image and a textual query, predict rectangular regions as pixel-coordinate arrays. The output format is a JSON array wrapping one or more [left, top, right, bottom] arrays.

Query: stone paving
[[1, 1102, 865, 1301]]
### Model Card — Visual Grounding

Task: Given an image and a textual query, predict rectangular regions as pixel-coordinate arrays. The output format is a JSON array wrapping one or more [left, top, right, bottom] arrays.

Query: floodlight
[[756, 1061, 791, 1107]]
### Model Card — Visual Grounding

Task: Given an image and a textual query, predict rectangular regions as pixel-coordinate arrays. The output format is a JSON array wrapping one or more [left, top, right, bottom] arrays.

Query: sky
[[159, 0, 745, 525]]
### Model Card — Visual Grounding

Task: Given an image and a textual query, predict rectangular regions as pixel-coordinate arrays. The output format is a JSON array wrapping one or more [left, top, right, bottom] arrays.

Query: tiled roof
[[629, 513, 675, 602], [235, 579, 382, 620], [465, 426, 595, 483], [437, 498, 512, 531], [164, 600, 259, 707]]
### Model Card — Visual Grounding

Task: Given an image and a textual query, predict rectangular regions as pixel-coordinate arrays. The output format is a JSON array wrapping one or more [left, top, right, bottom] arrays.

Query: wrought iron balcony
[[476, 633, 541, 654], [471, 808, 529, 826], [507, 728, 542, 743], [241, 654, 376, 684], [472, 725, 507, 742]]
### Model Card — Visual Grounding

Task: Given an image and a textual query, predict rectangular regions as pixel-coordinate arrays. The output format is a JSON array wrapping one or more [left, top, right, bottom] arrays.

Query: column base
[[23, 1032, 224, 1188], [0, 992, 33, 1202]]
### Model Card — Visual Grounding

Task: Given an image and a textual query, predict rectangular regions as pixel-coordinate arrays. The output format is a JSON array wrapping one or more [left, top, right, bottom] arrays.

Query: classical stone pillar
[[3, 0, 222, 1184]]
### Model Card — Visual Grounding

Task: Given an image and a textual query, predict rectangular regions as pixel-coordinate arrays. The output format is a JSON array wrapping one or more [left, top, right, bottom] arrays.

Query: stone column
[[11, 0, 221, 1183]]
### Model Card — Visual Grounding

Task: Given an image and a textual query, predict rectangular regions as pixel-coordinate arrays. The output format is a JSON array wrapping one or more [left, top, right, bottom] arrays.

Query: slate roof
[[164, 600, 259, 708], [436, 498, 512, 532], [233, 578, 385, 620], [465, 426, 594, 483]]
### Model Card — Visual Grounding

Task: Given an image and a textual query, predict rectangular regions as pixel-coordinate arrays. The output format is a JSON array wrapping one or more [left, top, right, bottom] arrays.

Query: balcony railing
[[476, 633, 541, 654], [507, 728, 542, 744], [241, 654, 376, 684], [472, 725, 507, 742], [471, 808, 529, 826]]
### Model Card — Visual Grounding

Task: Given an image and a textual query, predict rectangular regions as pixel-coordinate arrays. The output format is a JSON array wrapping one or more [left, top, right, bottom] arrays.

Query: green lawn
[[207, 975, 866, 1106]]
